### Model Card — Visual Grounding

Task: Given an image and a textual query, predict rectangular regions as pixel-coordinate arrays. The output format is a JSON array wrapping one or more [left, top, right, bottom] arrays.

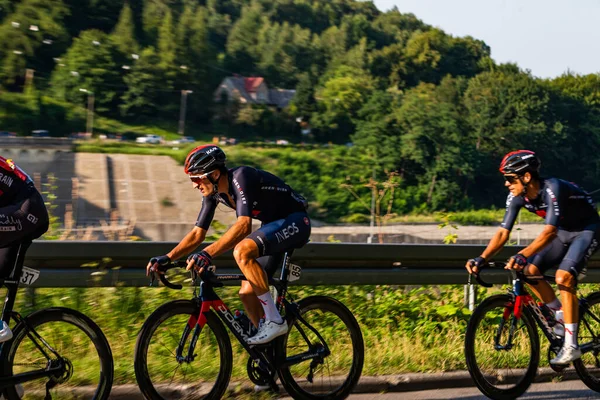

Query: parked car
[[0, 131, 16, 137], [171, 136, 195, 145], [136, 134, 162, 144], [31, 130, 50, 137]]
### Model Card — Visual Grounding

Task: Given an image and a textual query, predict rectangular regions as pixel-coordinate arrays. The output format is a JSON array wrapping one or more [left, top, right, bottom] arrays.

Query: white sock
[[546, 298, 562, 311], [258, 293, 283, 324], [565, 323, 578, 348]]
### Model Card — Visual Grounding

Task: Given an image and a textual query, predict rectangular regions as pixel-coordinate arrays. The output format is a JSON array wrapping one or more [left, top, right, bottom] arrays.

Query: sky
[[372, 0, 600, 79]]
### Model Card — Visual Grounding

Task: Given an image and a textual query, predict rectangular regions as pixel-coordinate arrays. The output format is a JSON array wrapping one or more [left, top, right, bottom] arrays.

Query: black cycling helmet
[[499, 150, 541, 175], [184, 145, 226, 175]]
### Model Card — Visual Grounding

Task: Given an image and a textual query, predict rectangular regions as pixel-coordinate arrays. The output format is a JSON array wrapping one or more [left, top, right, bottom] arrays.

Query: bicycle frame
[[496, 271, 565, 353], [173, 252, 330, 373], [0, 241, 66, 389]]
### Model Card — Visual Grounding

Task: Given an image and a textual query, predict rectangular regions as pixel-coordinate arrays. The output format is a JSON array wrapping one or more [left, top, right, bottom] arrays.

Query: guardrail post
[[464, 284, 477, 311]]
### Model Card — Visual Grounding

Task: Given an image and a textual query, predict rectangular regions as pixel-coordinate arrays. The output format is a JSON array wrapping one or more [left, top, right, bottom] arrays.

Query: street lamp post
[[178, 90, 193, 135], [79, 88, 94, 135]]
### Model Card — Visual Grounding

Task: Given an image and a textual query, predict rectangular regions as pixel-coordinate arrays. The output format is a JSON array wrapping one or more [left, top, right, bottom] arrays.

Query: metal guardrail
[[21, 241, 600, 287], [1, 137, 73, 149]]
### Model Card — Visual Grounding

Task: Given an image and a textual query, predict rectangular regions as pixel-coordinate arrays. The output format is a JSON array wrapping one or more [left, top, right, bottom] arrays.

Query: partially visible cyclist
[[146, 145, 310, 345], [465, 150, 600, 364], [0, 156, 49, 341]]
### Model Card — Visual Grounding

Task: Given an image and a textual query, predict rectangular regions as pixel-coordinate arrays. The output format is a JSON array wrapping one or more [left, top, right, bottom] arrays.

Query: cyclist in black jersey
[[0, 156, 49, 343], [465, 150, 600, 364], [147, 145, 311, 345]]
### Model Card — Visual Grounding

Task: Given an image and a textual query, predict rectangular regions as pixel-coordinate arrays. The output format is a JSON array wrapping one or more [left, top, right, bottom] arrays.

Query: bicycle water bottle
[[554, 309, 565, 336], [538, 303, 557, 327]]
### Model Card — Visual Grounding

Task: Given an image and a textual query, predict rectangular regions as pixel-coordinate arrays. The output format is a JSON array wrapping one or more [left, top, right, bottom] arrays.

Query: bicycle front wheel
[[2, 307, 113, 400], [134, 300, 232, 400], [278, 295, 364, 400], [574, 291, 600, 392], [464, 294, 539, 400]]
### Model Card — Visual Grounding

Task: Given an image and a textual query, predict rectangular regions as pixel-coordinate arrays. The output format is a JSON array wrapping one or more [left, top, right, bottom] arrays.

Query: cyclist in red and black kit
[[0, 156, 49, 341], [146, 145, 311, 345], [466, 150, 600, 364]]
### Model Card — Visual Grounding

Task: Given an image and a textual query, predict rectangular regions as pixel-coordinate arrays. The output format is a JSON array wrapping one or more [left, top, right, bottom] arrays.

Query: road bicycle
[[465, 261, 600, 400], [134, 250, 364, 400], [0, 240, 113, 400]]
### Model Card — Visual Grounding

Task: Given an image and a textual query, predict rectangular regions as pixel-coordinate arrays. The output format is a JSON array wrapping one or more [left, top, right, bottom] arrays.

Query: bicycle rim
[[134, 300, 232, 400], [3, 307, 113, 400], [465, 294, 539, 400], [574, 292, 600, 392], [278, 296, 364, 400]]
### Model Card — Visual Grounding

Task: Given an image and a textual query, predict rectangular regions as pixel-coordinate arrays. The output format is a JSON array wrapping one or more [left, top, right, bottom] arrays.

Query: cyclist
[[0, 156, 49, 342], [147, 145, 310, 345], [466, 150, 600, 364]]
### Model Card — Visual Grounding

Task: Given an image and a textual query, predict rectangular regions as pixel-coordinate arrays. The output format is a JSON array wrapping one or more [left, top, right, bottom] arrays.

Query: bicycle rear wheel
[[574, 291, 600, 392], [464, 294, 539, 400], [134, 300, 232, 400], [278, 296, 364, 400], [2, 307, 113, 400]]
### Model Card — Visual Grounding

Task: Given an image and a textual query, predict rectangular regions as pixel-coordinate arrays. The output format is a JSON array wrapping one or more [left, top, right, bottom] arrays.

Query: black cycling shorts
[[0, 190, 49, 278], [247, 212, 311, 277], [530, 224, 600, 279]]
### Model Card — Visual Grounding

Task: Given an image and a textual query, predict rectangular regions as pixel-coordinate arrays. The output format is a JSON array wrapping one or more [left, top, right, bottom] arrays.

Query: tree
[[225, 2, 263, 73], [111, 3, 139, 57], [49, 30, 122, 112]]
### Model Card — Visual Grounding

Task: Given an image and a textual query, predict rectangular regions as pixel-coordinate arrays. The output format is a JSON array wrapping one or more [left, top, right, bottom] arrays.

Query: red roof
[[244, 77, 264, 93]]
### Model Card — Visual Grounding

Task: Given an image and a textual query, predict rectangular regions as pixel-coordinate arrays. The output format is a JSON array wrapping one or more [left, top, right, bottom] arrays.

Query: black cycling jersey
[[195, 166, 307, 230], [501, 177, 599, 231], [0, 156, 33, 207]]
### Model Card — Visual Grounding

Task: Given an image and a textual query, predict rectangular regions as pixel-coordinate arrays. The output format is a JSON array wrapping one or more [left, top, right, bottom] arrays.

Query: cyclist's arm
[[202, 167, 257, 257], [518, 183, 560, 258], [483, 193, 523, 257], [480, 227, 511, 260], [203, 216, 252, 257], [167, 226, 207, 260], [517, 224, 557, 258]]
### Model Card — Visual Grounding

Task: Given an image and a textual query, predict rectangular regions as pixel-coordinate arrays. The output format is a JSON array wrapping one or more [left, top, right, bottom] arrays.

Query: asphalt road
[[279, 380, 600, 400]]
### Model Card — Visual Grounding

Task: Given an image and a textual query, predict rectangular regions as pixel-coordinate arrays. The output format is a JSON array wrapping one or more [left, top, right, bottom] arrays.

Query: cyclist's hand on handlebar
[[186, 250, 212, 273], [506, 254, 527, 271], [146, 255, 171, 276], [466, 256, 486, 275]]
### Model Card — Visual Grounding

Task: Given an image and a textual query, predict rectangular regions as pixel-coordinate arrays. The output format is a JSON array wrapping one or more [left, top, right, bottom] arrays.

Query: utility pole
[[178, 90, 193, 135], [79, 88, 94, 135]]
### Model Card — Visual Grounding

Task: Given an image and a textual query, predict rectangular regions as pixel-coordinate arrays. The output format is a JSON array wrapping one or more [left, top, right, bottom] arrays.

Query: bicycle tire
[[464, 294, 539, 400], [134, 300, 232, 400], [278, 295, 364, 400], [2, 307, 113, 400], [573, 291, 600, 392]]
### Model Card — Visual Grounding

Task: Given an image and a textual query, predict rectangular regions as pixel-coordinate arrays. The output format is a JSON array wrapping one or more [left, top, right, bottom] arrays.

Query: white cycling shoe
[[246, 319, 288, 345], [551, 345, 582, 364], [0, 321, 13, 343]]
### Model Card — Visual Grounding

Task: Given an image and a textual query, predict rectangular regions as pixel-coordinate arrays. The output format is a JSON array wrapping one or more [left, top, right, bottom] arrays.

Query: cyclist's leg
[[554, 226, 599, 351], [238, 254, 283, 326], [237, 212, 310, 344], [527, 232, 568, 303]]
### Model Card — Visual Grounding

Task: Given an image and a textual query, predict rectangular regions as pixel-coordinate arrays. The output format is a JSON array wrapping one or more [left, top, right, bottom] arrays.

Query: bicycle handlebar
[[150, 260, 223, 290], [469, 261, 553, 287]]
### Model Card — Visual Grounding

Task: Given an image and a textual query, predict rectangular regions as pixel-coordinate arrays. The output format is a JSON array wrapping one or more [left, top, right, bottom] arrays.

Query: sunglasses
[[503, 175, 520, 184], [189, 171, 212, 183]]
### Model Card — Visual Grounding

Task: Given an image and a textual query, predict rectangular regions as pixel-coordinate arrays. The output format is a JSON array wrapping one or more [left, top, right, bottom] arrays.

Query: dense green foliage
[[2, 0, 600, 215]]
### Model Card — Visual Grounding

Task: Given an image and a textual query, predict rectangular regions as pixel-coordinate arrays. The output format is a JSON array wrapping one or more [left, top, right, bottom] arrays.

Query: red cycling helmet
[[184, 145, 226, 175], [499, 150, 541, 175]]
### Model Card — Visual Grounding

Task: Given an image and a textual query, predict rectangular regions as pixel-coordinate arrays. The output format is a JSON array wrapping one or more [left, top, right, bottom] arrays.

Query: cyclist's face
[[504, 174, 523, 195], [189, 171, 215, 196]]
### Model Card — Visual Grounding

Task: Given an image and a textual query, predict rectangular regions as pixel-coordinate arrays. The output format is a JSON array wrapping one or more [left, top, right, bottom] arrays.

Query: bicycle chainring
[[247, 357, 275, 386]]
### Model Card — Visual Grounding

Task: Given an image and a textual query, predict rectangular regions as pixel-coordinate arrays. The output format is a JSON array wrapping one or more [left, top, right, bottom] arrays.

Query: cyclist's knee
[[556, 270, 576, 292], [525, 263, 541, 276], [233, 240, 259, 266]]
